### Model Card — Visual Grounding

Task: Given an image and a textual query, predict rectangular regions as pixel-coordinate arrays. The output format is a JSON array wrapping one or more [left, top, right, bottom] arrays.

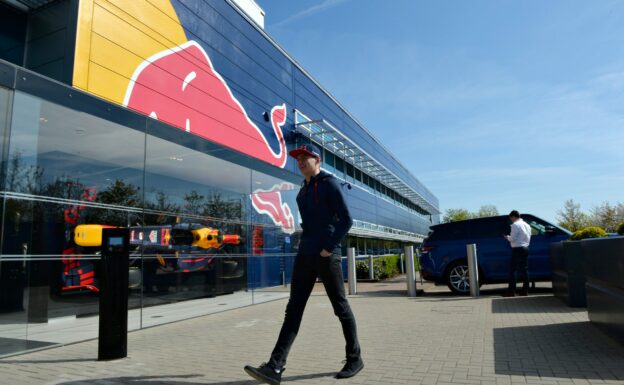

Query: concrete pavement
[[1, 278, 623, 385]]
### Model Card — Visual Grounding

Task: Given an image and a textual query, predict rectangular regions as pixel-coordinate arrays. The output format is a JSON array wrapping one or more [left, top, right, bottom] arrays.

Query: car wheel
[[445, 261, 472, 295]]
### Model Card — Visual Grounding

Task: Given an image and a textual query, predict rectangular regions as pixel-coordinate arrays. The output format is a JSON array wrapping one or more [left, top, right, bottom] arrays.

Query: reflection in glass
[[248, 171, 299, 303], [141, 133, 252, 326], [0, 92, 146, 355], [0, 89, 314, 356]]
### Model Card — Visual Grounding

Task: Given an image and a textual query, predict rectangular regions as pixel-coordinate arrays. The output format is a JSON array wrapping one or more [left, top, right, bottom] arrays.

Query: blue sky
[[262, 0, 624, 223]]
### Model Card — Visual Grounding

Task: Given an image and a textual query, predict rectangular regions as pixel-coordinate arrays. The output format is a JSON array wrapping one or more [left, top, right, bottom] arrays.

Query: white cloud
[[268, 0, 350, 29]]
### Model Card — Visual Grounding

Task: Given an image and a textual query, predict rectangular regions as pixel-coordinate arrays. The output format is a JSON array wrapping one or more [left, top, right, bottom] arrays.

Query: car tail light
[[421, 246, 435, 252]]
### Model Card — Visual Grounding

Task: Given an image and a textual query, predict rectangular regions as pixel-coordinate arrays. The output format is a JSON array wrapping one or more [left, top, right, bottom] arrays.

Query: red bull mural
[[251, 182, 296, 235], [123, 41, 288, 168], [72, 1, 297, 235], [124, 41, 296, 232]]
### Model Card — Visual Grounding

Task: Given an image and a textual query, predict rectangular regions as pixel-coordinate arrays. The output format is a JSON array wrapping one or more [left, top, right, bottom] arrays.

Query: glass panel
[[334, 156, 345, 178], [345, 162, 354, 178], [322, 149, 335, 175], [142, 133, 251, 327], [0, 88, 30, 356], [249, 170, 299, 304], [1, 91, 146, 356], [354, 167, 362, 182]]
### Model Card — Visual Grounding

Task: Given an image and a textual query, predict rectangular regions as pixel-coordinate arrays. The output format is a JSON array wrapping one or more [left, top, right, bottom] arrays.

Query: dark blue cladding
[[169, 0, 438, 234]]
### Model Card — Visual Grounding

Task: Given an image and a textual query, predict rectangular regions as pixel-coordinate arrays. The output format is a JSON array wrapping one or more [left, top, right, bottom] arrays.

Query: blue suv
[[419, 214, 570, 294]]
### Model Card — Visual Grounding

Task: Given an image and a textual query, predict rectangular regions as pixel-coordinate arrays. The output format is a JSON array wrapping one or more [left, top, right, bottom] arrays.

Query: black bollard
[[98, 228, 130, 361]]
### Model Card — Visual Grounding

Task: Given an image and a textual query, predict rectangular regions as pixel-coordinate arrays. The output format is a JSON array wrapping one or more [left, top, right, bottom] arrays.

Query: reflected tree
[[2, 151, 44, 241], [86, 179, 141, 226], [181, 190, 243, 222], [4, 150, 44, 194], [184, 190, 205, 215], [203, 192, 242, 221], [98, 179, 141, 207], [151, 191, 180, 213]]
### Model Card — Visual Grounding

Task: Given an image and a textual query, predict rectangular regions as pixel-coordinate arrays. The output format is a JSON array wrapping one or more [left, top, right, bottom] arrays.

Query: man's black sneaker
[[244, 362, 283, 385], [336, 358, 364, 379]]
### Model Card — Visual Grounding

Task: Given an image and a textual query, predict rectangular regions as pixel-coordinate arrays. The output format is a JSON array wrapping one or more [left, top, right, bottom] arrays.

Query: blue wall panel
[[170, 0, 438, 235]]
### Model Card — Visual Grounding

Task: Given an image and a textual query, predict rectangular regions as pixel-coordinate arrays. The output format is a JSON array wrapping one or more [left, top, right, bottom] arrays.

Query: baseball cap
[[288, 143, 321, 159]]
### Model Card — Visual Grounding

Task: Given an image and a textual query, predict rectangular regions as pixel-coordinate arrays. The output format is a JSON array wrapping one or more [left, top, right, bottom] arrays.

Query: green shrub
[[376, 255, 401, 280], [570, 226, 607, 241], [355, 255, 401, 280], [617, 221, 624, 235], [356, 260, 375, 279]]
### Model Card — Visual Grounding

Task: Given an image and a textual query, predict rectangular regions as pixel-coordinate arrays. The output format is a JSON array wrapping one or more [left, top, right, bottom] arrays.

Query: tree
[[98, 179, 141, 207], [5, 150, 44, 194], [150, 191, 180, 213], [442, 205, 499, 223], [475, 205, 499, 218], [91, 179, 142, 226], [556, 199, 590, 232], [443, 208, 472, 223], [183, 190, 205, 215], [589, 202, 619, 233], [616, 203, 624, 226], [203, 192, 243, 220]]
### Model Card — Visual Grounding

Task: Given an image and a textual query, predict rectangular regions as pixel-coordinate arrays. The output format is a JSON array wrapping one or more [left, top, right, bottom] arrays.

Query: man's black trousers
[[508, 246, 530, 293], [269, 253, 361, 368]]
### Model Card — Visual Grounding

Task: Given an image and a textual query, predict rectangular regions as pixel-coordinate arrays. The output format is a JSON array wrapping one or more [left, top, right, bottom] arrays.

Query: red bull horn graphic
[[123, 40, 288, 168], [72, 2, 296, 234], [251, 182, 296, 235]]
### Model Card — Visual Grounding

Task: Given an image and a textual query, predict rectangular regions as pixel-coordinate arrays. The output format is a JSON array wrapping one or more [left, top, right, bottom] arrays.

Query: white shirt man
[[506, 218, 532, 248], [503, 210, 532, 297]]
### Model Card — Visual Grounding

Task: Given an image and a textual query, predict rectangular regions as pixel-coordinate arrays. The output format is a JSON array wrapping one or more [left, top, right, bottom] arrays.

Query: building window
[[334, 156, 345, 176], [346, 162, 354, 178]]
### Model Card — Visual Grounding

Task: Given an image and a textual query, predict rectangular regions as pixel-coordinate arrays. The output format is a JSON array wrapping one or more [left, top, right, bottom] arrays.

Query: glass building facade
[[0, 0, 439, 357]]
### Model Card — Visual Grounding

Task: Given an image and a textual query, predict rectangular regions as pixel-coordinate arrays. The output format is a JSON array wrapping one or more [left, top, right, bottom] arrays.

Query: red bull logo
[[123, 41, 288, 168], [251, 182, 296, 234]]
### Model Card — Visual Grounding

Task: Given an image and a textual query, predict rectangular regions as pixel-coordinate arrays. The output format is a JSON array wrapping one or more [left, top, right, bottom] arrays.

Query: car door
[[523, 215, 556, 279], [475, 217, 512, 281]]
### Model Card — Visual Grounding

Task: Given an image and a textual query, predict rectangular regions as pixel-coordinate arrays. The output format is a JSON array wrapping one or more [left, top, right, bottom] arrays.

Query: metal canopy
[[350, 220, 425, 243], [294, 115, 439, 215]]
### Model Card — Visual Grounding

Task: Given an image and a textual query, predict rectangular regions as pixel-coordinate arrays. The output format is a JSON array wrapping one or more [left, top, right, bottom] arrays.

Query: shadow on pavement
[[51, 375, 206, 385], [0, 358, 95, 364], [0, 337, 59, 356], [47, 371, 339, 385], [494, 321, 624, 381], [355, 289, 409, 297], [491, 295, 587, 314], [207, 371, 338, 384], [418, 286, 553, 299]]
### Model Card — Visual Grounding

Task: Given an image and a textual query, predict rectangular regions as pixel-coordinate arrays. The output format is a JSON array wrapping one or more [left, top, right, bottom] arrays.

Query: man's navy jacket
[[296, 170, 353, 256]]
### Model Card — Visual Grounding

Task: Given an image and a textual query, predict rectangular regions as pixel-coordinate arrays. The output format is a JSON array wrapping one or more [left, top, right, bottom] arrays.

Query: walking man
[[244, 143, 363, 384], [503, 210, 532, 297]]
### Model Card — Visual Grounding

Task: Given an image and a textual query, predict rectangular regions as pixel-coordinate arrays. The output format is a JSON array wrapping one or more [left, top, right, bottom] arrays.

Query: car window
[[429, 218, 509, 241], [523, 215, 548, 236], [448, 223, 467, 240], [427, 224, 463, 241], [526, 220, 545, 235], [475, 217, 509, 238]]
